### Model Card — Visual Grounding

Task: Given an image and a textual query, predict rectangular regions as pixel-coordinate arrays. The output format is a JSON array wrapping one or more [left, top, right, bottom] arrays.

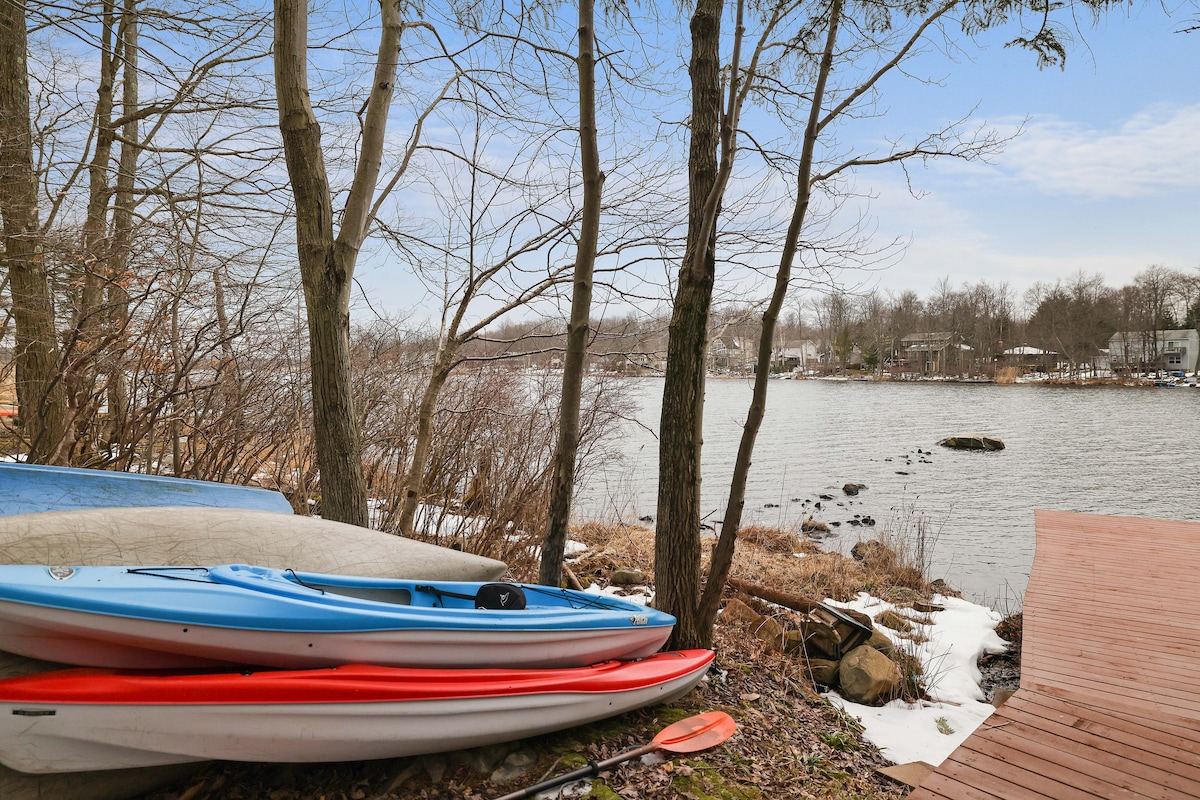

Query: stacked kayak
[[0, 650, 715, 773], [0, 564, 675, 669]]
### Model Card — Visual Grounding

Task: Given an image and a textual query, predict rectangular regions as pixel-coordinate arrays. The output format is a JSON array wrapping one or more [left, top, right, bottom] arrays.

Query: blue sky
[[352, 2, 1199, 320], [853, 4, 1199, 306]]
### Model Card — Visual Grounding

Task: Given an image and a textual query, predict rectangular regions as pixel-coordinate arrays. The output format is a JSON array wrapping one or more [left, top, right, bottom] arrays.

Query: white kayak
[[0, 650, 715, 774]]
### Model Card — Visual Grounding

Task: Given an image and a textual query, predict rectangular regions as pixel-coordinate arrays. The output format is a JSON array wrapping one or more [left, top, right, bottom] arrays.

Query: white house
[[1108, 329, 1200, 374]]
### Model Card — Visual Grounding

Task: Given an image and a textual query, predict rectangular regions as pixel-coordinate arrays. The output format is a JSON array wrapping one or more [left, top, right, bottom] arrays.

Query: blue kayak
[[0, 463, 292, 516], [0, 564, 674, 669]]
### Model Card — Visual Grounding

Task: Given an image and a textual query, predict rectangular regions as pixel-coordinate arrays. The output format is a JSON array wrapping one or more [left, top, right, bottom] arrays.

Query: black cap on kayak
[[475, 583, 527, 610]]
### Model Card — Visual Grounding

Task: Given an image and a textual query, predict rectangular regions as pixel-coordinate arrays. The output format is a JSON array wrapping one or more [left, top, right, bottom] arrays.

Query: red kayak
[[0, 649, 714, 773]]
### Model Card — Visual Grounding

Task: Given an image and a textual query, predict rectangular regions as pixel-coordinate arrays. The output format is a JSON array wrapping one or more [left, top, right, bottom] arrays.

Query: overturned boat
[[0, 564, 674, 669], [0, 463, 293, 516], [0, 507, 508, 585]]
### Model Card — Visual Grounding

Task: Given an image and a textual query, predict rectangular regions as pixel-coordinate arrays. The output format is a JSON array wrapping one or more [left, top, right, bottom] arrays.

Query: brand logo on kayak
[[499, 592, 512, 606], [630, 614, 648, 626], [47, 566, 76, 581]]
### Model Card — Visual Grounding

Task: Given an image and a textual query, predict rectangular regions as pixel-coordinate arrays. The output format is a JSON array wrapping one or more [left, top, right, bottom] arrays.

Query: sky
[[352, 2, 1199, 322], [841, 4, 1200, 306]]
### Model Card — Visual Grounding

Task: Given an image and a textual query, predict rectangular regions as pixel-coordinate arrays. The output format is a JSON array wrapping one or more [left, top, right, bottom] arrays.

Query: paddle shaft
[[492, 742, 657, 800]]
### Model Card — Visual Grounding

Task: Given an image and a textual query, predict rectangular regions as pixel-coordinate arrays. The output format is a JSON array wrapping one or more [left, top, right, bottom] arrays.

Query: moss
[[585, 785, 624, 800], [670, 764, 763, 800]]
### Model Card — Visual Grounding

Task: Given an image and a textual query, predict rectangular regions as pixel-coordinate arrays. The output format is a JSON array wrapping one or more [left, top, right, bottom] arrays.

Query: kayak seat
[[302, 584, 413, 606], [416, 583, 527, 610], [474, 583, 526, 610]]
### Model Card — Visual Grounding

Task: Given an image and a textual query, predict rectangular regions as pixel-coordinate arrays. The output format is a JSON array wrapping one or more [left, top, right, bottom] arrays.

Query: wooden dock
[[908, 510, 1200, 799]]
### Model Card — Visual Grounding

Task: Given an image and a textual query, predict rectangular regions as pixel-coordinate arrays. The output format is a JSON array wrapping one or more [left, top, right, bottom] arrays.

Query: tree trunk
[[69, 0, 120, 463], [655, 0, 724, 650], [698, 0, 844, 642], [106, 0, 139, 457], [274, 0, 402, 526], [395, 353, 454, 536], [539, 0, 603, 587], [0, 1, 70, 463]]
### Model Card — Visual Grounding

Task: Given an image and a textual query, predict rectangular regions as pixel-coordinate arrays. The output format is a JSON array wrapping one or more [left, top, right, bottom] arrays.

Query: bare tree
[[0, 1, 70, 462], [273, 1, 406, 526], [540, 0, 604, 587]]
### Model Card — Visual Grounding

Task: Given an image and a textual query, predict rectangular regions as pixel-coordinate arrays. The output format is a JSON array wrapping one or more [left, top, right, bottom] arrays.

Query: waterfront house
[[1108, 329, 1199, 374], [899, 332, 972, 376], [999, 345, 1057, 374], [773, 340, 820, 372]]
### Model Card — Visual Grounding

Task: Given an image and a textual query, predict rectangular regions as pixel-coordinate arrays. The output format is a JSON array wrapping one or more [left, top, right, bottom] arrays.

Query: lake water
[[575, 377, 1200, 605]]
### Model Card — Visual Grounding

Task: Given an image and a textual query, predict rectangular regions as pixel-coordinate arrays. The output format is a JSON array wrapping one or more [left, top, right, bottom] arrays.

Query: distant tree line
[[474, 264, 1200, 379]]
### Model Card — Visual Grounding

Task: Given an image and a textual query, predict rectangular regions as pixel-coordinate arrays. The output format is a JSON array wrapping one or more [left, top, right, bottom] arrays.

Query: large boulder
[[937, 435, 1004, 451], [838, 644, 901, 705], [0, 506, 508, 799]]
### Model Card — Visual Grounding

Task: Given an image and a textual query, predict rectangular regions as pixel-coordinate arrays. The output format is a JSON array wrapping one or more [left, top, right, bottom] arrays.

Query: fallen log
[[727, 577, 873, 658]]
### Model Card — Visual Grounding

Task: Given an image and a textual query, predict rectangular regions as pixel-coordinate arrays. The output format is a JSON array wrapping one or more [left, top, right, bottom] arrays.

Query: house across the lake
[[899, 332, 972, 376], [1108, 329, 1199, 374]]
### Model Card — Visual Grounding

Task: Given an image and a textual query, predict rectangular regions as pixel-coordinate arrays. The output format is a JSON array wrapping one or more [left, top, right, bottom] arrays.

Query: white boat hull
[[0, 665, 709, 773]]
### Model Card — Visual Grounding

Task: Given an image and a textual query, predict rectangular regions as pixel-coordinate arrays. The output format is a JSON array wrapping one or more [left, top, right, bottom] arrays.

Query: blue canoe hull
[[0, 463, 292, 516], [0, 564, 674, 669]]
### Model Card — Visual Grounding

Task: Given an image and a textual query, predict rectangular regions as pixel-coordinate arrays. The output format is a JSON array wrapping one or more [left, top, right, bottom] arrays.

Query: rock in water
[[937, 435, 1005, 451]]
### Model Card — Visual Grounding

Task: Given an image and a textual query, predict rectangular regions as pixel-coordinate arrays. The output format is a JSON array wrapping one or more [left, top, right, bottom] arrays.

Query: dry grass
[[994, 366, 1020, 384]]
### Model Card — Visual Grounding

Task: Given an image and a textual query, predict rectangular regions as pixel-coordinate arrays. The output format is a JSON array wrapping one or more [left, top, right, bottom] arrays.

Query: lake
[[575, 377, 1200, 605]]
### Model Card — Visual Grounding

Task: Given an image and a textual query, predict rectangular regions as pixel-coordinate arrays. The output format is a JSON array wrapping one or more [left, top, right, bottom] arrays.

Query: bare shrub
[[356, 355, 630, 578]]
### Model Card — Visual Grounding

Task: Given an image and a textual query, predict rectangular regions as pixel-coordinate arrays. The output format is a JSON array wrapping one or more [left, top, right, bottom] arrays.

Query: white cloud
[[999, 103, 1200, 198]]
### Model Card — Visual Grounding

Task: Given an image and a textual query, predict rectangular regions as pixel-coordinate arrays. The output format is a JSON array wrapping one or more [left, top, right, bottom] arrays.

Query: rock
[[638, 515, 654, 523], [610, 568, 645, 585], [875, 609, 914, 633], [753, 615, 787, 652], [801, 518, 830, 534], [838, 645, 901, 705], [937, 435, 1005, 451], [489, 750, 538, 783], [457, 743, 514, 774], [798, 656, 839, 687], [842, 482, 867, 496], [718, 598, 763, 627], [866, 628, 896, 656], [913, 601, 944, 614], [929, 578, 962, 598]]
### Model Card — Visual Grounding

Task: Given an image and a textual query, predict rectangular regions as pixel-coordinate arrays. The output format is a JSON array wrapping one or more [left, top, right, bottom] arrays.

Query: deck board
[[908, 510, 1200, 799]]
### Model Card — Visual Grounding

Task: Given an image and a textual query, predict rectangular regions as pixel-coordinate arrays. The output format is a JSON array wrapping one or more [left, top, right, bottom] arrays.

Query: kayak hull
[[0, 597, 672, 669], [0, 651, 714, 773], [0, 507, 508, 585], [0, 463, 292, 516], [0, 565, 674, 669]]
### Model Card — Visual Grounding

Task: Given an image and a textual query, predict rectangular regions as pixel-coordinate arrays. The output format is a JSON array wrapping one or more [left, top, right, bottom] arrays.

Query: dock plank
[[908, 511, 1200, 799]]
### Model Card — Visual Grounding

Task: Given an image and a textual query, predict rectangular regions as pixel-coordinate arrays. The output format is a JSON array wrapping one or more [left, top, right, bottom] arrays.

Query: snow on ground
[[825, 593, 1010, 766], [582, 580, 654, 606]]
